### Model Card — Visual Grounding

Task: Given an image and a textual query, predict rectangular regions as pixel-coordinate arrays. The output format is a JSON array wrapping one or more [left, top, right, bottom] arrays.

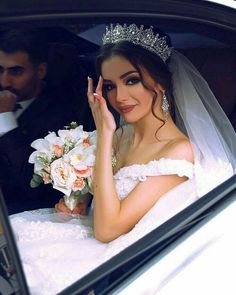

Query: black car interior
[[38, 23, 236, 131], [0, 15, 235, 294]]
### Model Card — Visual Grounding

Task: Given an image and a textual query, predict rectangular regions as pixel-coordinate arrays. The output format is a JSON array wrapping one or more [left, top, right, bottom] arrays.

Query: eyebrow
[[120, 70, 138, 79], [0, 65, 25, 71], [103, 70, 139, 82]]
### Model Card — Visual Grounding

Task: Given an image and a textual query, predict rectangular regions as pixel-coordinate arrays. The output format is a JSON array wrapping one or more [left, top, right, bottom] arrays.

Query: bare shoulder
[[160, 138, 194, 164]]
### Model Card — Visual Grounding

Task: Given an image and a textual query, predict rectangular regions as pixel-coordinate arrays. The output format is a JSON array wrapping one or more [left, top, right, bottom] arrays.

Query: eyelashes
[[103, 76, 142, 93], [126, 77, 142, 85], [103, 84, 115, 92]]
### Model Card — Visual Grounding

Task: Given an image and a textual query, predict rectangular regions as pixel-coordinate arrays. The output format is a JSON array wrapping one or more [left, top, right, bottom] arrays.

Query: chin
[[121, 117, 136, 124]]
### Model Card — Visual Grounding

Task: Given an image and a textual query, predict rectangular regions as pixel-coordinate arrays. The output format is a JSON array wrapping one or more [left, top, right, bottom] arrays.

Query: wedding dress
[[10, 157, 233, 295]]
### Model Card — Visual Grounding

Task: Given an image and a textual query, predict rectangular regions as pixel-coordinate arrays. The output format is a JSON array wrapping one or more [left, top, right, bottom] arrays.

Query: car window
[[0, 9, 235, 294], [0, 190, 29, 295]]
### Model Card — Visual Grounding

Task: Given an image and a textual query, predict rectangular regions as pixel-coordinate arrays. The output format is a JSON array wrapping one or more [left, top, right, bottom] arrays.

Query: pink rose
[[52, 144, 64, 157], [72, 177, 86, 191], [74, 167, 92, 178], [82, 138, 91, 148], [40, 171, 52, 184]]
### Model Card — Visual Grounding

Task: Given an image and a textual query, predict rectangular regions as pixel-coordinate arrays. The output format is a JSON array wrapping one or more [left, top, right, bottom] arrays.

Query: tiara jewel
[[102, 24, 172, 63]]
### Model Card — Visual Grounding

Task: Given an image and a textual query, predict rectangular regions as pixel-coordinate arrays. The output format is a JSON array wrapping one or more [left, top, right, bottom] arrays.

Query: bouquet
[[28, 122, 97, 210]]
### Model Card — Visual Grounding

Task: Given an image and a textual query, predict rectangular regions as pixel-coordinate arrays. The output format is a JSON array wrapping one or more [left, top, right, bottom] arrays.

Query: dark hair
[[96, 26, 174, 135], [0, 28, 48, 65]]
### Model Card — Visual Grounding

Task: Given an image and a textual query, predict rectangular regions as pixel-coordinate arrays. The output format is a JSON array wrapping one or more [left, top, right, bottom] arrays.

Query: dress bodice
[[114, 158, 194, 200]]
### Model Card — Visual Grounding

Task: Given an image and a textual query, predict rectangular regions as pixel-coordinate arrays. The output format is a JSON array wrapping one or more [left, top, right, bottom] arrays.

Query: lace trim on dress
[[114, 158, 194, 200], [114, 158, 194, 181]]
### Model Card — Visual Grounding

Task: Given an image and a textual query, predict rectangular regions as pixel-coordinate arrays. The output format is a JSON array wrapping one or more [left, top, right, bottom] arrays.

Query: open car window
[[0, 1, 235, 294]]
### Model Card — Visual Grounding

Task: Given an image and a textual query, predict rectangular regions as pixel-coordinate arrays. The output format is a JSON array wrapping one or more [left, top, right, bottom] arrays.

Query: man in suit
[[0, 28, 94, 214]]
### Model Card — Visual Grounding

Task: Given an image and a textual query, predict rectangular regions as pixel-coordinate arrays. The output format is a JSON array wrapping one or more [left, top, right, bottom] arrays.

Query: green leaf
[[33, 174, 43, 183], [30, 174, 43, 188], [70, 121, 78, 129], [30, 179, 40, 188], [80, 186, 89, 195]]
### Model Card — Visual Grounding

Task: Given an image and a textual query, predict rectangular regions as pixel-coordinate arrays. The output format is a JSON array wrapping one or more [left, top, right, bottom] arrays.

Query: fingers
[[72, 203, 86, 215], [54, 198, 72, 214], [95, 75, 103, 96], [72, 207, 83, 215], [88, 76, 106, 110], [54, 198, 88, 216], [0, 90, 17, 100], [87, 76, 103, 102], [87, 77, 95, 105]]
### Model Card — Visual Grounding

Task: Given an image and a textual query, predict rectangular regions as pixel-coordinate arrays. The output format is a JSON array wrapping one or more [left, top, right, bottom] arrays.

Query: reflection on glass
[[0, 223, 21, 295]]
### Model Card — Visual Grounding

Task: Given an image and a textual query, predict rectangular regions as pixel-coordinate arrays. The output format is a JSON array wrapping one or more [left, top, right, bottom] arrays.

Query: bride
[[10, 24, 236, 294]]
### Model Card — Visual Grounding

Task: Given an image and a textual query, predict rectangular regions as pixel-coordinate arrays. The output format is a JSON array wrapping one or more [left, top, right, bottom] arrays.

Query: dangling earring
[[161, 90, 169, 117]]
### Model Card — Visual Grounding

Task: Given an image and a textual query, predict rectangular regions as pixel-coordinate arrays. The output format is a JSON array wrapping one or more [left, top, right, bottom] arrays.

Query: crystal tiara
[[102, 24, 172, 63]]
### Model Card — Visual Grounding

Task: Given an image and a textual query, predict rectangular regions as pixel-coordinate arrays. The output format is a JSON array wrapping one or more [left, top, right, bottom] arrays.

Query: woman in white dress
[[10, 24, 236, 295]]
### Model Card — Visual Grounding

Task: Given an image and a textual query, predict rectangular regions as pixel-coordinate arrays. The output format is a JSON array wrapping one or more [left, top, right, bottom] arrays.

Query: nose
[[115, 85, 128, 103], [0, 70, 11, 89]]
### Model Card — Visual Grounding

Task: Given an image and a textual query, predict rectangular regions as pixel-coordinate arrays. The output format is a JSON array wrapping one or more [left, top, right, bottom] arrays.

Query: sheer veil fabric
[[167, 50, 235, 195], [170, 50, 236, 167]]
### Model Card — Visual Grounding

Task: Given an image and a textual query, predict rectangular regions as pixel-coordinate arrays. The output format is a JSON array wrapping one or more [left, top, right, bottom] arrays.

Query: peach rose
[[52, 144, 64, 157], [82, 138, 91, 148], [50, 158, 77, 195], [42, 172, 52, 184], [74, 167, 92, 178], [72, 177, 86, 191]]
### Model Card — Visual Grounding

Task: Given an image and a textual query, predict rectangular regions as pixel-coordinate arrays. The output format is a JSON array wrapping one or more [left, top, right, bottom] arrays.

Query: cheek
[[107, 91, 117, 107], [139, 88, 154, 105], [17, 73, 37, 90]]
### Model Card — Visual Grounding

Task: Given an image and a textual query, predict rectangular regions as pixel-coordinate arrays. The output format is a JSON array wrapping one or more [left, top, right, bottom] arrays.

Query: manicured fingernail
[[94, 93, 101, 100], [88, 76, 91, 80]]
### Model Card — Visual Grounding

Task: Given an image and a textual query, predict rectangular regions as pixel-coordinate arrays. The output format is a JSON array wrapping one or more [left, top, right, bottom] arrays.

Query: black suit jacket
[[0, 85, 95, 214]]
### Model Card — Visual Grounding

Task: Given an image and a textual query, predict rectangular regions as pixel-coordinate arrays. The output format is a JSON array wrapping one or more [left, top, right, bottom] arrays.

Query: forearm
[[93, 131, 121, 240]]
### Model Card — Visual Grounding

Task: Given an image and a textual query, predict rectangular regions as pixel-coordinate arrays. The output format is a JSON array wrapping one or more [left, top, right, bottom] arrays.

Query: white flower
[[29, 133, 58, 172], [50, 158, 77, 195], [58, 125, 88, 145], [44, 132, 62, 144], [65, 143, 96, 170], [29, 151, 51, 173], [88, 130, 97, 145], [30, 138, 50, 154]]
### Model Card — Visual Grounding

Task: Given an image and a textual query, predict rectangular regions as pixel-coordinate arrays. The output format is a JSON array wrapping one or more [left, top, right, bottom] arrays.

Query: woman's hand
[[55, 198, 89, 215], [87, 76, 116, 134]]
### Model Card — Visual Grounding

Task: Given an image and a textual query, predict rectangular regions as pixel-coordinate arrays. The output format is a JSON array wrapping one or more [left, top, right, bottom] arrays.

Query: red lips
[[119, 105, 135, 114]]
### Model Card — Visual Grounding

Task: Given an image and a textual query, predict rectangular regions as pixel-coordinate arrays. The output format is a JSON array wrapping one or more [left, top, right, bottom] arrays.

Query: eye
[[103, 83, 115, 92], [126, 77, 141, 85], [8, 67, 25, 76]]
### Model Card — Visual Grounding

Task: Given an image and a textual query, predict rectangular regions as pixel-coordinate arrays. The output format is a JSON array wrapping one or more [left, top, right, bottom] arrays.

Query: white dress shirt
[[0, 98, 35, 136]]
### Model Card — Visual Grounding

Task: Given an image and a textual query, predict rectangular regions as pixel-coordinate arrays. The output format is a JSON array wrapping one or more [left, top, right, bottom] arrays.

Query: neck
[[33, 80, 44, 98], [130, 115, 171, 146]]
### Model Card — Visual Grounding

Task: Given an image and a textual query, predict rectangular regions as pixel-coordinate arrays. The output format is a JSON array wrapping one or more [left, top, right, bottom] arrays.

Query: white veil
[[169, 50, 236, 196]]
